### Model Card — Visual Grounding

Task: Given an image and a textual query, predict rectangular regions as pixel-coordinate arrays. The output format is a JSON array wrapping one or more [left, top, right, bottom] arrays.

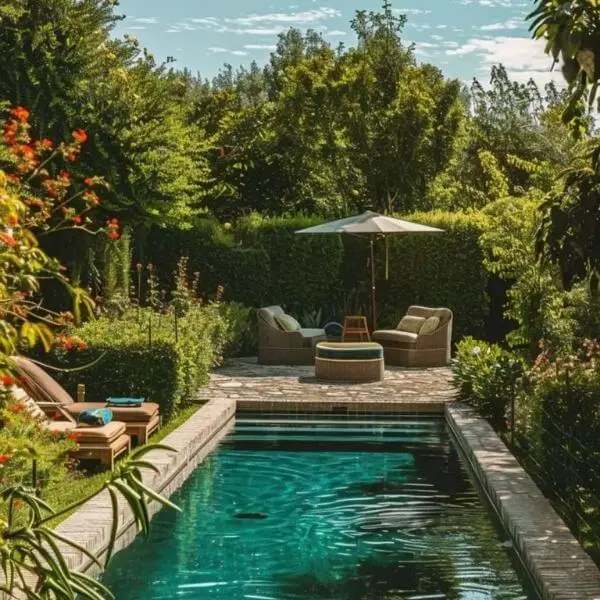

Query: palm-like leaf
[[0, 444, 180, 598]]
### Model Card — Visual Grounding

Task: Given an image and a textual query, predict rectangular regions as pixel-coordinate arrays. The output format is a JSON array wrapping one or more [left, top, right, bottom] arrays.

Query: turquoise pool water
[[103, 414, 536, 599]]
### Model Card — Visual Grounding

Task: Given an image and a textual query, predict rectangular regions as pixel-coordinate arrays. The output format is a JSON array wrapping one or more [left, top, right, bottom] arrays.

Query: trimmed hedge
[[50, 303, 248, 419], [382, 211, 490, 340], [235, 214, 344, 312], [139, 211, 492, 341]]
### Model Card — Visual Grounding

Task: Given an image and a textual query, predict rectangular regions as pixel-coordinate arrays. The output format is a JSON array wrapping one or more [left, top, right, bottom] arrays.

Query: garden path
[[204, 357, 455, 412]]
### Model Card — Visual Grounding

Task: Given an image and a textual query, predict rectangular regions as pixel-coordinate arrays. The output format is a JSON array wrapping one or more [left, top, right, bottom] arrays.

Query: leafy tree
[[528, 0, 600, 129], [427, 66, 576, 210], [0, 0, 207, 226], [528, 1, 600, 294]]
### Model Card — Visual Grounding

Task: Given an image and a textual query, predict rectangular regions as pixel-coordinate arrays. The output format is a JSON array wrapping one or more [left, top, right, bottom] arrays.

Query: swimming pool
[[103, 413, 537, 599]]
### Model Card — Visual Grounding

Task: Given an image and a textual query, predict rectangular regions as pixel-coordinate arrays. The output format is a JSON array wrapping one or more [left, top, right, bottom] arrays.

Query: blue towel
[[106, 397, 144, 407], [77, 408, 113, 426]]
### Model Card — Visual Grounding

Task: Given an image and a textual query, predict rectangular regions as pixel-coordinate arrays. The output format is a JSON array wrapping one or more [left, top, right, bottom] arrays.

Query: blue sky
[[113, 0, 561, 87]]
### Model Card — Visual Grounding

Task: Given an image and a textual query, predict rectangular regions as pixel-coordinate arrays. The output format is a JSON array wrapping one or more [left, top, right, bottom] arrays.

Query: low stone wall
[[447, 403, 600, 600], [56, 398, 236, 576]]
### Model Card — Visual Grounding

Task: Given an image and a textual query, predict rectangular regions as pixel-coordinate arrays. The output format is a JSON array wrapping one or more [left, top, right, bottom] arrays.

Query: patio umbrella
[[295, 211, 443, 330]]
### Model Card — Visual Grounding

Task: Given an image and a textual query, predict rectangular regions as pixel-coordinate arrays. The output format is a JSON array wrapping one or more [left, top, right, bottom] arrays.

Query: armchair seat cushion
[[300, 328, 327, 347], [372, 330, 418, 347]]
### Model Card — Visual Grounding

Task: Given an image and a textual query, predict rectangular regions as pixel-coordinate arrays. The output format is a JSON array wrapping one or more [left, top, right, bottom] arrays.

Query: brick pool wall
[[447, 403, 600, 600]]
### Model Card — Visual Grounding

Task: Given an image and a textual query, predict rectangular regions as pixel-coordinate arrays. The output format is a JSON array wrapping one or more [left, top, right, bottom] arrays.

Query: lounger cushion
[[372, 330, 418, 346], [46, 420, 126, 444], [66, 402, 159, 422]]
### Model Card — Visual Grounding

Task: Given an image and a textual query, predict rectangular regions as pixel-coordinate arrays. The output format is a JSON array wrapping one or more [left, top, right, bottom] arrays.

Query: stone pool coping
[[447, 403, 600, 600]]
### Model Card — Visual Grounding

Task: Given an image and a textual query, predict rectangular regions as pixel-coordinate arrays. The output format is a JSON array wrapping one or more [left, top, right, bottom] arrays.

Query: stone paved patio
[[204, 357, 456, 412]]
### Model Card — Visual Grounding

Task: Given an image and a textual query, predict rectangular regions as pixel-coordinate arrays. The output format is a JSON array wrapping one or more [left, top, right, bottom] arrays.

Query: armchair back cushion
[[274, 314, 301, 332], [396, 315, 425, 333], [257, 305, 285, 331], [419, 316, 440, 334]]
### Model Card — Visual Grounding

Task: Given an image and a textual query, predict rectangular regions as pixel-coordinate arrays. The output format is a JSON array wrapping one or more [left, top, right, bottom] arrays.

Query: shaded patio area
[[205, 357, 456, 412]]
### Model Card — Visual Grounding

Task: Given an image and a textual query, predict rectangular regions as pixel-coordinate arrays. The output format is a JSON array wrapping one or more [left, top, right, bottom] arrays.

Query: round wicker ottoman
[[315, 342, 384, 382]]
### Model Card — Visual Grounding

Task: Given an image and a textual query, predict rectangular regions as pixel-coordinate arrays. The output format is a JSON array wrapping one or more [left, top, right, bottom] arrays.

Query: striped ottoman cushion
[[316, 342, 384, 360]]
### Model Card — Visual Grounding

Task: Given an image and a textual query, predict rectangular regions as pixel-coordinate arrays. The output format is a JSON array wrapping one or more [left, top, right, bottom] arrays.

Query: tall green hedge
[[138, 211, 491, 341], [235, 215, 344, 312], [382, 211, 490, 340], [49, 304, 248, 419]]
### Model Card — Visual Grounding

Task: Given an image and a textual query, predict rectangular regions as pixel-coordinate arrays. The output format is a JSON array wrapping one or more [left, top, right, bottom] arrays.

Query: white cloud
[[130, 17, 158, 24], [327, 30, 348, 36], [448, 36, 565, 87], [431, 34, 444, 41], [127, 26, 147, 30], [244, 44, 277, 50], [227, 7, 340, 26], [394, 8, 432, 14], [207, 46, 250, 56], [480, 19, 522, 31], [190, 17, 219, 26]]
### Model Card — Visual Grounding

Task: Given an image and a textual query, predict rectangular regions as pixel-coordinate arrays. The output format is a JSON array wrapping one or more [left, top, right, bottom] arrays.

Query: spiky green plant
[[0, 443, 179, 599]]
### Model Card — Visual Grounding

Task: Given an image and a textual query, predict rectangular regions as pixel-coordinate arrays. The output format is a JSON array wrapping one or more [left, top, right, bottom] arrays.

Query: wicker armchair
[[372, 306, 452, 367], [257, 306, 327, 365]]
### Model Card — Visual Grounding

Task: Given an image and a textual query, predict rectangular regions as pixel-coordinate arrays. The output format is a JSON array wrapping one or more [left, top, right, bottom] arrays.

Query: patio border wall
[[56, 398, 236, 576], [447, 403, 600, 600]]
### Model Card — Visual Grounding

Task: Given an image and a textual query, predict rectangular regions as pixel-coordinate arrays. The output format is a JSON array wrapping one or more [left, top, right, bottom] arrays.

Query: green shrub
[[50, 303, 248, 420], [453, 337, 524, 430], [0, 395, 77, 493], [515, 341, 600, 556]]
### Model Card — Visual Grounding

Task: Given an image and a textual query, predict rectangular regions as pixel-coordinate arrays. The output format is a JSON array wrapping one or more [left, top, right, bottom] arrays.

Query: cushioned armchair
[[257, 305, 327, 365], [372, 306, 452, 367]]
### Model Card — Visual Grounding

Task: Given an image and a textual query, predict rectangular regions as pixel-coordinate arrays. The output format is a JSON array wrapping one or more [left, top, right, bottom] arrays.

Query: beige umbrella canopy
[[296, 211, 443, 330]]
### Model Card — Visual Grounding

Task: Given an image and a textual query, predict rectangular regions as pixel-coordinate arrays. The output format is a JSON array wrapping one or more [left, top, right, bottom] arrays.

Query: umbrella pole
[[370, 238, 376, 331]]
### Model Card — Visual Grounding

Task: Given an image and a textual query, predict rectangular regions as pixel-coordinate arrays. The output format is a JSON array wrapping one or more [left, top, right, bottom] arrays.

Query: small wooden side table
[[342, 315, 371, 342]]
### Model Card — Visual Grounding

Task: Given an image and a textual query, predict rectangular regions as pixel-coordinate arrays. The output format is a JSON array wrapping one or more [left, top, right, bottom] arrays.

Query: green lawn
[[45, 404, 203, 527]]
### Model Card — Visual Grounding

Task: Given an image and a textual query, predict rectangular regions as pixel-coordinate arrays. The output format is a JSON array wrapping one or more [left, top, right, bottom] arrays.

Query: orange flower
[[40, 138, 53, 150], [0, 455, 11, 465], [7, 215, 19, 225], [84, 177, 94, 186], [72, 129, 88, 144], [107, 230, 120, 240], [78, 341, 87, 351], [0, 375, 16, 386], [0, 232, 17, 247], [9, 106, 29, 122], [9, 403, 25, 414], [72, 215, 82, 225], [67, 433, 80, 442]]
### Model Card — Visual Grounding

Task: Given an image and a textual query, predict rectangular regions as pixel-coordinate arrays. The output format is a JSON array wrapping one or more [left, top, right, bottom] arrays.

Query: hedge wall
[[138, 211, 492, 341]]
